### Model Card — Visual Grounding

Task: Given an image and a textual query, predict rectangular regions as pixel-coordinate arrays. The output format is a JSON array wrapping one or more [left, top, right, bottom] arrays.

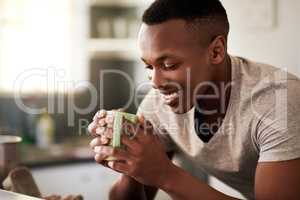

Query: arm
[[96, 116, 239, 200], [93, 112, 300, 200], [159, 159, 300, 200], [109, 152, 174, 200], [255, 159, 300, 200], [160, 164, 240, 200], [109, 175, 157, 200]]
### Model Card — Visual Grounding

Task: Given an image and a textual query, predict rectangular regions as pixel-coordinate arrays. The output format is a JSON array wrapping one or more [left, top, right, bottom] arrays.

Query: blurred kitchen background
[[0, 0, 299, 199]]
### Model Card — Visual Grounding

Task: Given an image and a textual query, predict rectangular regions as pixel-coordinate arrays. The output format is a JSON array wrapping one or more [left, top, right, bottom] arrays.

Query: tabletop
[[0, 189, 42, 200]]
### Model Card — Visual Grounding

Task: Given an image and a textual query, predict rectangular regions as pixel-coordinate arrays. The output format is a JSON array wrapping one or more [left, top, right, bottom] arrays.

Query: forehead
[[138, 20, 201, 61]]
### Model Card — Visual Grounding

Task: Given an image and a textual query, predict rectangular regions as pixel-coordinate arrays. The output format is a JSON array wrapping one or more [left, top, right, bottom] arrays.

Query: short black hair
[[142, 0, 230, 44]]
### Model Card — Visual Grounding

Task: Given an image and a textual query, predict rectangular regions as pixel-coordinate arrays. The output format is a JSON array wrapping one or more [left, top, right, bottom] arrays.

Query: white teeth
[[162, 92, 180, 104]]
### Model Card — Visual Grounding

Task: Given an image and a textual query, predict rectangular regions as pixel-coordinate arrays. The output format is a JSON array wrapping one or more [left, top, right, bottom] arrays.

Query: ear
[[208, 36, 226, 65]]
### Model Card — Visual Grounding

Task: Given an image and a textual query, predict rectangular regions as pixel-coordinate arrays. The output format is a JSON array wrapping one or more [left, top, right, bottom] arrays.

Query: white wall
[[221, 0, 300, 76]]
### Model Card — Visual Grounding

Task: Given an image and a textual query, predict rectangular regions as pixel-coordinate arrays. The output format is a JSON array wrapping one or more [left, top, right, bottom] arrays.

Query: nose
[[151, 68, 165, 90]]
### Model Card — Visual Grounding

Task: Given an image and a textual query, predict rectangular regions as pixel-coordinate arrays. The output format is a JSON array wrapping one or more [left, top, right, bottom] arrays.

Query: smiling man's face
[[138, 19, 217, 114]]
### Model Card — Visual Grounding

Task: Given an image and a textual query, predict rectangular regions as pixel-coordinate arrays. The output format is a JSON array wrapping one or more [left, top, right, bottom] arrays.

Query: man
[[88, 0, 300, 199]]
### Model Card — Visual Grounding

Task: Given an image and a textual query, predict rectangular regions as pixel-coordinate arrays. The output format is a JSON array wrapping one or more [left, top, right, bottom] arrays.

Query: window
[[0, 0, 88, 93]]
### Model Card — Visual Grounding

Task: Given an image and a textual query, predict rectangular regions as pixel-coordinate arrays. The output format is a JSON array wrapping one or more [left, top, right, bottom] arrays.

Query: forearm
[[109, 175, 147, 200], [160, 164, 240, 200]]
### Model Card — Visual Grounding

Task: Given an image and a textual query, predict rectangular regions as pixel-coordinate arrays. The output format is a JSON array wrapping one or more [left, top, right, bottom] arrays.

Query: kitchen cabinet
[[88, 0, 150, 57], [87, 0, 152, 114]]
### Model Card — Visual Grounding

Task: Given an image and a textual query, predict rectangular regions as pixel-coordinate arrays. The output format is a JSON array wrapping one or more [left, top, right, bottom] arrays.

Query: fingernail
[[106, 115, 114, 124], [87, 123, 94, 133], [94, 146, 102, 154], [98, 110, 106, 118], [107, 111, 113, 115], [107, 161, 113, 168], [107, 123, 113, 128], [96, 127, 105, 135], [98, 119, 106, 126], [90, 139, 97, 147], [101, 137, 109, 144]]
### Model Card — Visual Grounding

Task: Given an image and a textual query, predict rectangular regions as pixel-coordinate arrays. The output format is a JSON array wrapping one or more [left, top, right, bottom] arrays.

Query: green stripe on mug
[[106, 112, 138, 161]]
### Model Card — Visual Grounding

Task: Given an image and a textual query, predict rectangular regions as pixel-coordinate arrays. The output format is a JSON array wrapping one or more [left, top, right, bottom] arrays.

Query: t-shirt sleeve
[[136, 89, 176, 153], [256, 80, 300, 162]]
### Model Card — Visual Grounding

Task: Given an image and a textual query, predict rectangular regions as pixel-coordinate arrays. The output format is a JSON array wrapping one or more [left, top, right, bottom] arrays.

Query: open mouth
[[161, 91, 180, 106]]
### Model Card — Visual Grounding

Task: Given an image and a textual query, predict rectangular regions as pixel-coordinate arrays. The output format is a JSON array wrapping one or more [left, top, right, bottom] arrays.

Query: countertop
[[20, 136, 95, 168], [0, 189, 42, 200]]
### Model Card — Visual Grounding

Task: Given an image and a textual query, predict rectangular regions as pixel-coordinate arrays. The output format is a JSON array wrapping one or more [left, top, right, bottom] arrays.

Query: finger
[[89, 137, 100, 149], [98, 118, 107, 127], [88, 121, 95, 133], [122, 119, 144, 141], [94, 146, 130, 161], [107, 160, 130, 174], [105, 113, 114, 124], [102, 127, 113, 139], [89, 136, 110, 149], [94, 126, 113, 139], [122, 118, 139, 135], [137, 114, 154, 132], [137, 114, 145, 124], [62, 195, 73, 200], [88, 119, 109, 137], [88, 121, 99, 136], [74, 195, 84, 200], [94, 155, 109, 167], [93, 110, 107, 121], [94, 153, 108, 164], [120, 133, 140, 152], [142, 119, 154, 133], [88, 118, 110, 137], [44, 195, 62, 200], [100, 135, 110, 144], [105, 111, 116, 128], [94, 126, 105, 135]]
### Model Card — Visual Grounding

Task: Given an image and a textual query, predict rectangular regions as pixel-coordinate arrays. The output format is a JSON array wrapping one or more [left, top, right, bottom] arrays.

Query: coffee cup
[[0, 135, 22, 187]]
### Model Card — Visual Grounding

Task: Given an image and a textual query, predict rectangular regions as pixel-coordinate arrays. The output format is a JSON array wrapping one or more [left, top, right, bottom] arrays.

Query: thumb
[[137, 114, 145, 124], [137, 114, 153, 132]]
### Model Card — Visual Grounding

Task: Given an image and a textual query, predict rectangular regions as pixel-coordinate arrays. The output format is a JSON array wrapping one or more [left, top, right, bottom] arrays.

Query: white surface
[[239, 0, 276, 29], [32, 163, 119, 200], [221, 0, 300, 76], [88, 39, 139, 57], [0, 189, 41, 200], [90, 0, 151, 7], [32, 163, 171, 200]]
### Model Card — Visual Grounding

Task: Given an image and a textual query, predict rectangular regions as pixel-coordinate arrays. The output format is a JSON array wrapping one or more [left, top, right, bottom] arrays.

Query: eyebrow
[[141, 54, 178, 64]]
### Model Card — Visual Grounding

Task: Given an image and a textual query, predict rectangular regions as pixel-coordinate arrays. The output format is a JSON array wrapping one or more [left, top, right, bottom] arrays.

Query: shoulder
[[232, 55, 299, 85], [232, 55, 300, 112]]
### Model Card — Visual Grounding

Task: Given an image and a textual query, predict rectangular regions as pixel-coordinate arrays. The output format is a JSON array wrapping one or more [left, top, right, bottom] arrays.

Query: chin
[[169, 102, 193, 114]]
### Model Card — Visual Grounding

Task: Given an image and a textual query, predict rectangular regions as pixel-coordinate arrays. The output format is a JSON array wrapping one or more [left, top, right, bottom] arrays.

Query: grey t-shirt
[[137, 55, 300, 200]]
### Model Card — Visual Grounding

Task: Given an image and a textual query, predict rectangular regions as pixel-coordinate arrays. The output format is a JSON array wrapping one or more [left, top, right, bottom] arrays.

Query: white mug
[[0, 135, 22, 187]]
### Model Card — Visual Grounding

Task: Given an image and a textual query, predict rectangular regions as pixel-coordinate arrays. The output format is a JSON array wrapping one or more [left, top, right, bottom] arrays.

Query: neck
[[197, 54, 232, 115], [214, 54, 231, 83]]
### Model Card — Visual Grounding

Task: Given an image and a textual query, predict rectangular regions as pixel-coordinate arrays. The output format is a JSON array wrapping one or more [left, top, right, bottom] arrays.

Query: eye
[[165, 63, 175, 68], [145, 65, 153, 70], [145, 66, 153, 80], [163, 63, 177, 70]]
